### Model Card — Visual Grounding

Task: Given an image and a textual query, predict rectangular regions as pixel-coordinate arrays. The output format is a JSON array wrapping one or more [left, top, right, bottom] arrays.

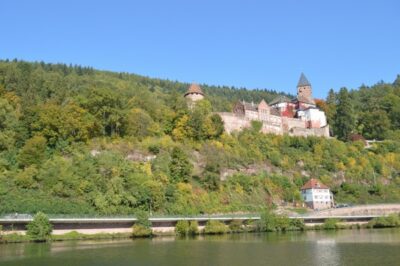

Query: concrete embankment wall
[[0, 214, 385, 235], [0, 218, 228, 235]]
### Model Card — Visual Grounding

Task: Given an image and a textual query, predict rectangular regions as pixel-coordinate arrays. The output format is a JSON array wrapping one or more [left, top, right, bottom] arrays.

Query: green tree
[[15, 166, 39, 189], [175, 220, 190, 236], [359, 110, 390, 140], [188, 100, 212, 140], [32, 103, 96, 146], [126, 108, 159, 138], [334, 88, 355, 141], [0, 98, 18, 151], [80, 87, 126, 136], [132, 210, 152, 237], [325, 89, 337, 130], [26, 212, 53, 241], [208, 114, 224, 138], [188, 221, 199, 235], [169, 147, 193, 183], [17, 135, 47, 167]]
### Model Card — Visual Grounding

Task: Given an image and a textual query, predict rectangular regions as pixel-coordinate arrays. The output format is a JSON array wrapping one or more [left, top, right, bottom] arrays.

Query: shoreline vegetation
[[1, 212, 400, 244]]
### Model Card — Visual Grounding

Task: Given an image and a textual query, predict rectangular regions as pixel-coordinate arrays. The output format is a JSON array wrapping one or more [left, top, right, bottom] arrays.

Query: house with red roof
[[301, 178, 334, 210]]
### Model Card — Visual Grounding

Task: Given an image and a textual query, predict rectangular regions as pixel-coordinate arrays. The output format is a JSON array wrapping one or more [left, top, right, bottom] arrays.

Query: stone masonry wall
[[218, 112, 330, 137]]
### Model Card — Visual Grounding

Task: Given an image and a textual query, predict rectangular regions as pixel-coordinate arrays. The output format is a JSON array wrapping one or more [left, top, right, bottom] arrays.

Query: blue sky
[[1, 0, 399, 98]]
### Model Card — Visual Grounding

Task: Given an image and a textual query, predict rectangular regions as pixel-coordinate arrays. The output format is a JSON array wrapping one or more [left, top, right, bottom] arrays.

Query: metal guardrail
[[0, 214, 382, 224]]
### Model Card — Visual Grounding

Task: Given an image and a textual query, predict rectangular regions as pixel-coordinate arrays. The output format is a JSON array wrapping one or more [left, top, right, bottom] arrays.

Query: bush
[[258, 211, 278, 232], [175, 220, 190, 236], [132, 225, 152, 238], [323, 218, 340, 230], [367, 215, 400, 228], [229, 219, 244, 233], [258, 211, 304, 232], [26, 212, 53, 242], [289, 218, 305, 231], [188, 221, 199, 235], [243, 219, 258, 232], [135, 210, 151, 228], [133, 210, 152, 237], [275, 216, 291, 231], [204, 220, 228, 234]]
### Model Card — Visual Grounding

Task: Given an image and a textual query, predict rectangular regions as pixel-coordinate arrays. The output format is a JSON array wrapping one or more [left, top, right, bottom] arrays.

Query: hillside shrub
[[26, 212, 53, 242], [204, 220, 228, 234]]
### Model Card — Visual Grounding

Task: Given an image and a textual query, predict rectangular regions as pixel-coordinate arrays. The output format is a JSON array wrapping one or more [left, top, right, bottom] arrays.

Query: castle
[[184, 73, 330, 137]]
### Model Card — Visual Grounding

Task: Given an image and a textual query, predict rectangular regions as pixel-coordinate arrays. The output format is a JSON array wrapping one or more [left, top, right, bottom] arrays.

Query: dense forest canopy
[[0, 59, 399, 216]]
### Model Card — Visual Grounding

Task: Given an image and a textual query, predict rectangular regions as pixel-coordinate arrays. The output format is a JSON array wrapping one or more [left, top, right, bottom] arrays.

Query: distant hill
[[0, 59, 399, 216]]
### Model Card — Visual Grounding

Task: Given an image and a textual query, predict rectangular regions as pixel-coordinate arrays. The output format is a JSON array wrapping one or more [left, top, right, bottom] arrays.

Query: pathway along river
[[1, 229, 400, 266]]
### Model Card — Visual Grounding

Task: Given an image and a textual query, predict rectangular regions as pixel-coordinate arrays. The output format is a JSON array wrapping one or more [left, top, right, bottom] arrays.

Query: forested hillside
[[0, 59, 399, 215]]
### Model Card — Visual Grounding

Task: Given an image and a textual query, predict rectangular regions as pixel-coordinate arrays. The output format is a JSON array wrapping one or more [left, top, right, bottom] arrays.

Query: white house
[[301, 178, 334, 210]]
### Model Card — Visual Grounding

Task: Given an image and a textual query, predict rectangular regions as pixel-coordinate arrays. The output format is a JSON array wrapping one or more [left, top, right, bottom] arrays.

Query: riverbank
[[1, 213, 400, 244]]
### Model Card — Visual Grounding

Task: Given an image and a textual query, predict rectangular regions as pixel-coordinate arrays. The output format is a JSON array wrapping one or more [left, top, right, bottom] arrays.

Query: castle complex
[[184, 73, 330, 137]]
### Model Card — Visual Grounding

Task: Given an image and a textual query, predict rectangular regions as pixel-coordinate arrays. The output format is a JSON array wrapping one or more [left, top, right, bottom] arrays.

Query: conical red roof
[[184, 83, 204, 96]]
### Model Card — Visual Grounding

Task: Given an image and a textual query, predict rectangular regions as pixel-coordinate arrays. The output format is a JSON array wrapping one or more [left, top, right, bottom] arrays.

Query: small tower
[[297, 73, 315, 105], [297, 73, 312, 99], [184, 83, 204, 102]]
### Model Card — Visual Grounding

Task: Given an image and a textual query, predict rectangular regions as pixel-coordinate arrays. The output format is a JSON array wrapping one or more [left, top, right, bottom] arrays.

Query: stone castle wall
[[218, 112, 252, 133], [290, 125, 330, 137], [218, 112, 330, 137]]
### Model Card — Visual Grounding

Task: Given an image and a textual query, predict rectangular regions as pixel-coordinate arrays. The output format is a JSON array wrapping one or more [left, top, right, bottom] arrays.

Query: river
[[1, 229, 400, 266]]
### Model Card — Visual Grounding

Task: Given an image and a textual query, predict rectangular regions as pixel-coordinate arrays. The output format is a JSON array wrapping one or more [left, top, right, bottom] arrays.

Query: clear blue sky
[[1, 0, 399, 98]]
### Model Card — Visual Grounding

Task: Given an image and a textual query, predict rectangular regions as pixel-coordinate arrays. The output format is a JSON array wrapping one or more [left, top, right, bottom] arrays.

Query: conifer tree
[[334, 87, 355, 141]]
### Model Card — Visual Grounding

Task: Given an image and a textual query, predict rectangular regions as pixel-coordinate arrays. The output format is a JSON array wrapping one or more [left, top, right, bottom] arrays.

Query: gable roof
[[301, 178, 329, 190], [269, 95, 292, 106], [297, 73, 311, 87], [258, 99, 269, 108], [242, 101, 258, 111], [184, 83, 204, 96]]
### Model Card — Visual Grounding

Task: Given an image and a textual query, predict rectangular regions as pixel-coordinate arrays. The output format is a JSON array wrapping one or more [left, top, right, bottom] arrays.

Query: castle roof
[[297, 73, 311, 87], [301, 178, 329, 190], [258, 99, 269, 108], [241, 100, 258, 111], [184, 83, 204, 96], [295, 95, 316, 105], [269, 95, 292, 106]]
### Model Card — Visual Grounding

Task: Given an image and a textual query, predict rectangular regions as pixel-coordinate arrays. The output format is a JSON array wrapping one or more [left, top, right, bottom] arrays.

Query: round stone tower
[[184, 83, 204, 102]]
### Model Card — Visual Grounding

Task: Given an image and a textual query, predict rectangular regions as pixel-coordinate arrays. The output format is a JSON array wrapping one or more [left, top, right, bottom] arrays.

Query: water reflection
[[0, 229, 400, 266], [313, 238, 340, 266]]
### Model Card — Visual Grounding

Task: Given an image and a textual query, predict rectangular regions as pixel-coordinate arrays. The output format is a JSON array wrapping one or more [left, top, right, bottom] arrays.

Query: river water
[[1, 229, 400, 266]]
